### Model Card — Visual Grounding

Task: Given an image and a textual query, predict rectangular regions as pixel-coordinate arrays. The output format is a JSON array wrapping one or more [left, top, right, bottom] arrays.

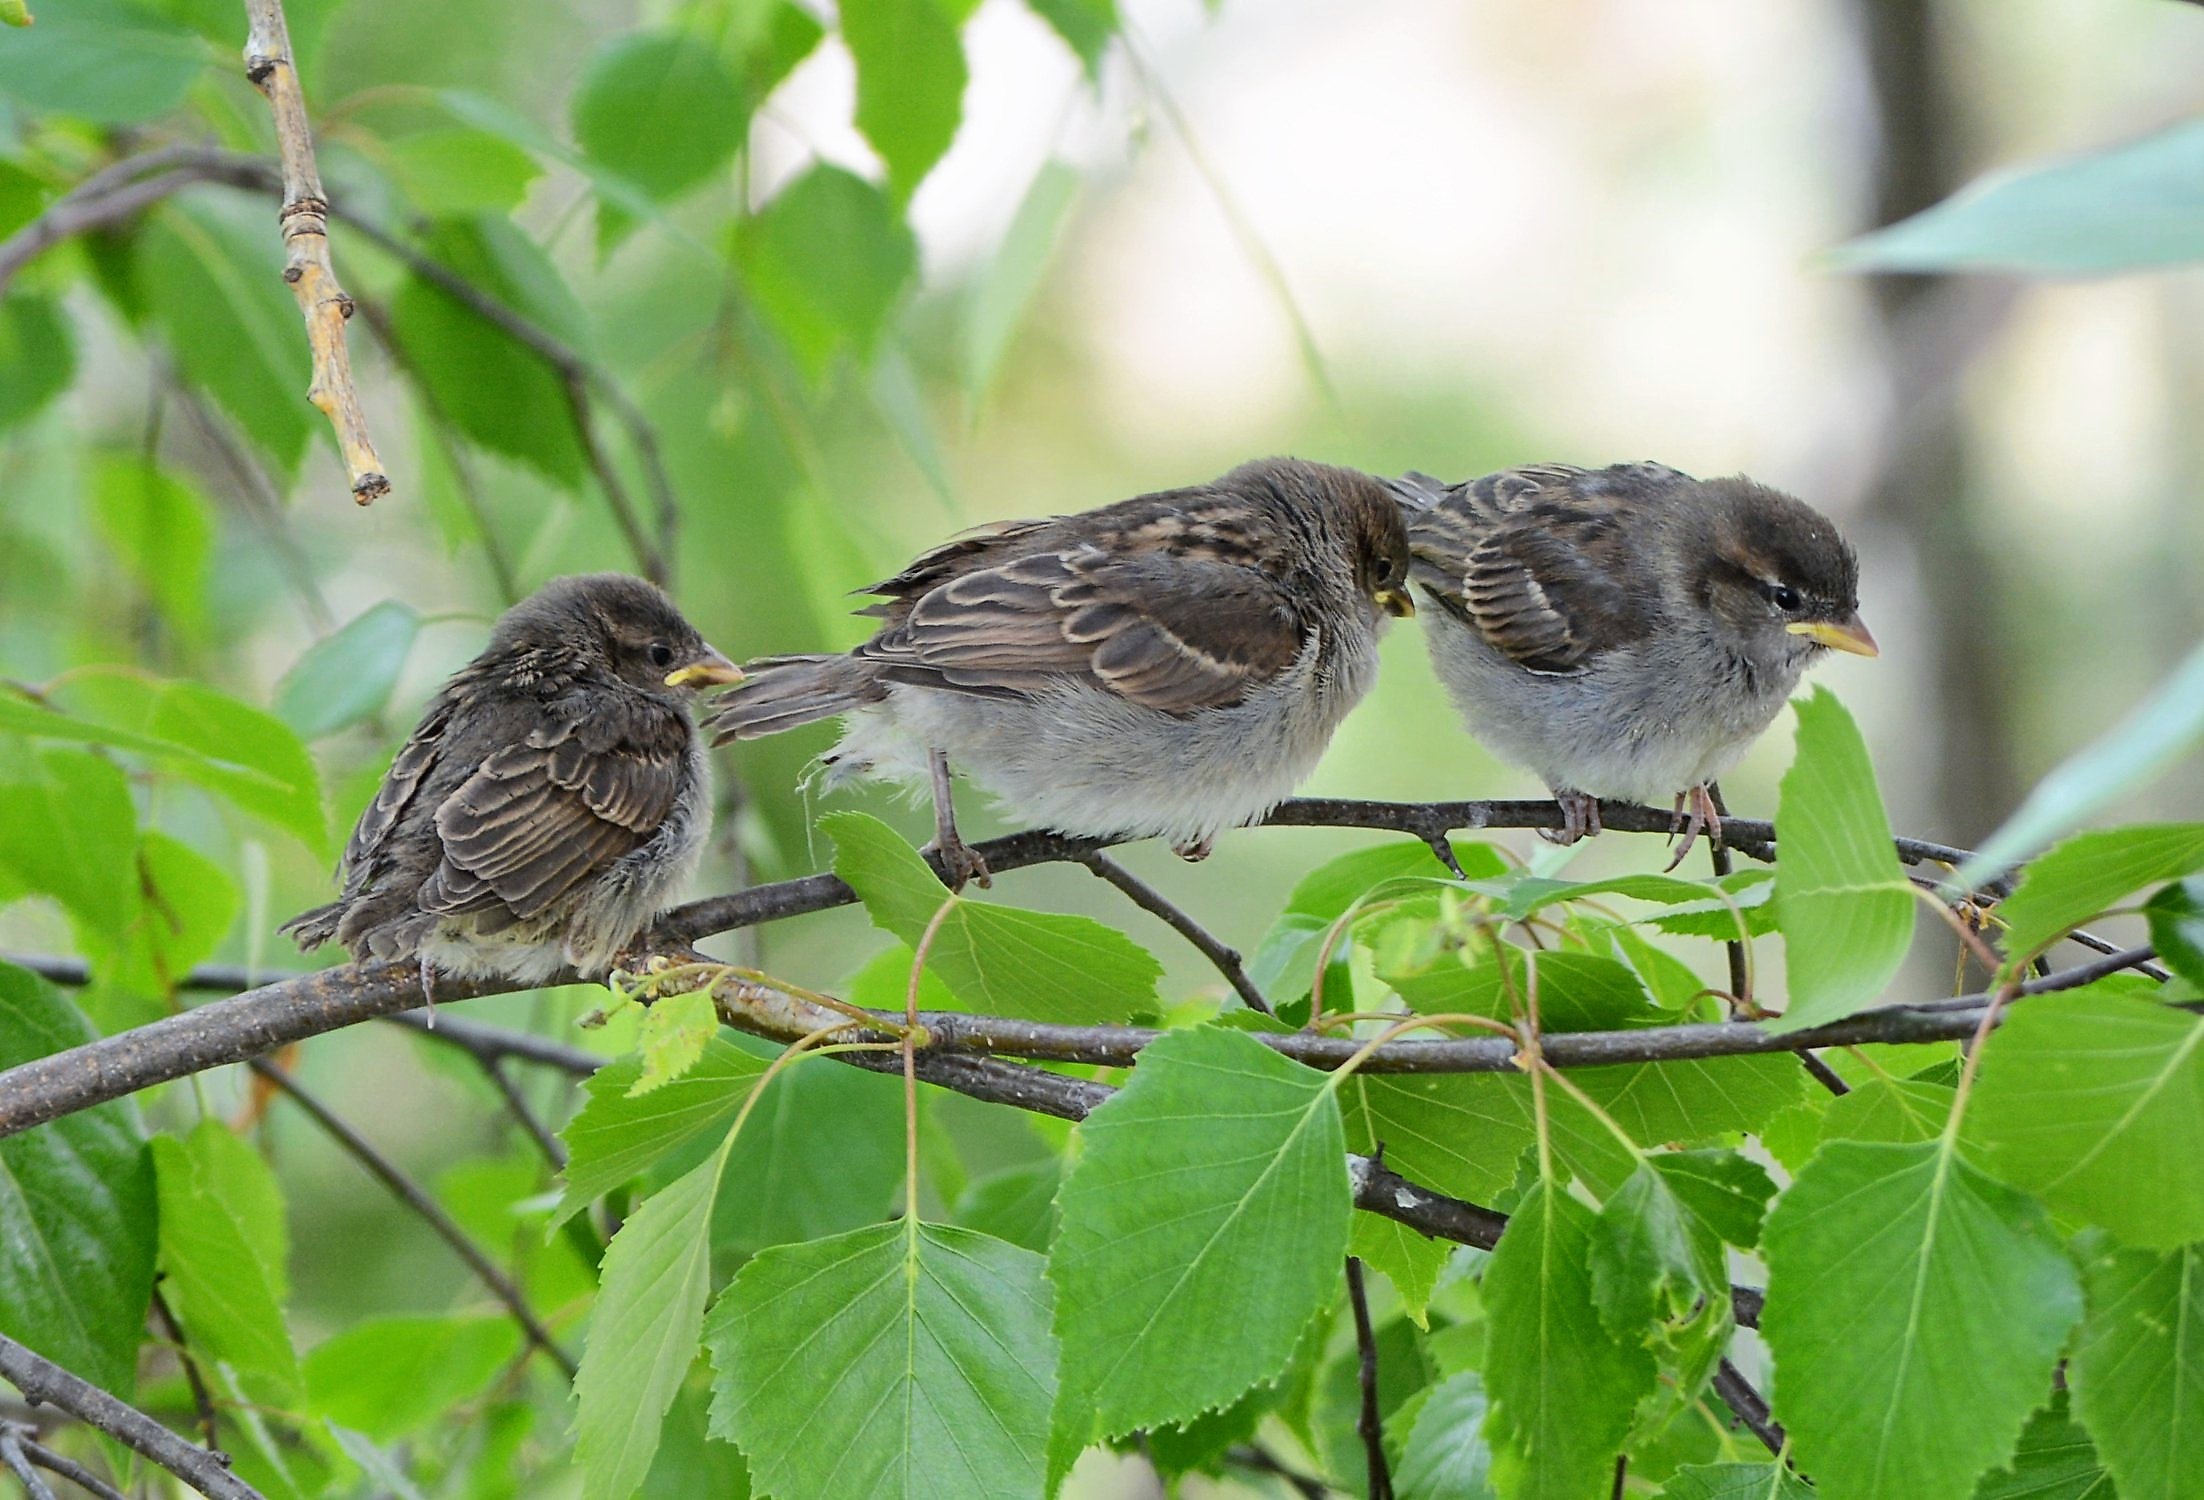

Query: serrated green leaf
[[952, 1159, 1059, 1253], [1760, 1139, 2082, 1500], [963, 161, 1078, 407], [572, 29, 750, 250], [841, 0, 966, 202], [1955, 640, 2204, 892], [705, 1221, 1055, 1497], [1050, 1026, 1351, 1436], [1352, 1210, 1452, 1329], [1830, 116, 2204, 275], [0, 963, 156, 1396], [153, 1132, 301, 1402], [306, 1315, 523, 1442], [2145, 875, 2204, 989], [1482, 1181, 1654, 1499], [556, 1036, 765, 1227], [1994, 824, 2204, 965], [137, 199, 315, 479], [1819, 1075, 1952, 1146], [91, 453, 212, 636], [385, 128, 542, 217], [0, 745, 140, 938], [1394, 1370, 1497, 1499], [0, 292, 73, 433], [1662, 1464, 1816, 1499], [711, 1036, 906, 1255], [631, 991, 720, 1096], [0, 0, 204, 122], [2069, 1239, 2204, 1500], [1971, 1392, 2114, 1500], [827, 811, 1159, 1023], [1770, 688, 1914, 1032], [734, 166, 918, 382], [1644, 869, 1778, 939], [1969, 985, 2204, 1248], [572, 1142, 727, 1500], [179, 1118, 289, 1302], [274, 601, 423, 740]]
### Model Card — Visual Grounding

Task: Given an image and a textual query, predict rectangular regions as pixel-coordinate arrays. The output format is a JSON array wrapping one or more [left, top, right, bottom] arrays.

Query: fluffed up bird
[[283, 574, 743, 988], [705, 457, 1416, 886], [1393, 461, 1876, 864]]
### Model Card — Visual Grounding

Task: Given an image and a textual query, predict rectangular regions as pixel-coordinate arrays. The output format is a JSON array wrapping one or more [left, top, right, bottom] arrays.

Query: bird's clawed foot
[[1542, 789, 1602, 845], [1171, 836, 1215, 863], [925, 832, 993, 892], [1663, 784, 1724, 872]]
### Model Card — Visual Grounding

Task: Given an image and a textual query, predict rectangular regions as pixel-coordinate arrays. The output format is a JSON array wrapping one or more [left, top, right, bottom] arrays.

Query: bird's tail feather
[[705, 655, 887, 742], [280, 902, 343, 951]]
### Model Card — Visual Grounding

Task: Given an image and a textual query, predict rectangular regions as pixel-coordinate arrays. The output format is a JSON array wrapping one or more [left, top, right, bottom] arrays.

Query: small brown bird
[[706, 457, 1415, 885], [283, 575, 742, 986], [1394, 462, 1876, 862]]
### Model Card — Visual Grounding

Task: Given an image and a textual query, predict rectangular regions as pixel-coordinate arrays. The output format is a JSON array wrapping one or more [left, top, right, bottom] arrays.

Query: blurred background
[[3, 0, 2202, 1491]]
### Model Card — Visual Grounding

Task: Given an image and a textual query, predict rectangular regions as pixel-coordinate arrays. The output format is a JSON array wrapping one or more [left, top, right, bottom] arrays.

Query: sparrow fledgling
[[706, 457, 1415, 885], [1394, 462, 1876, 863], [283, 574, 743, 987]]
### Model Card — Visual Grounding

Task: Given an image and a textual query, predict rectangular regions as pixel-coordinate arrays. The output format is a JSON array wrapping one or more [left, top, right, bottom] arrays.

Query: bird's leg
[[922, 748, 991, 891], [1171, 836, 1215, 862], [1662, 784, 1724, 873], [1543, 788, 1602, 845], [417, 955, 439, 1027]]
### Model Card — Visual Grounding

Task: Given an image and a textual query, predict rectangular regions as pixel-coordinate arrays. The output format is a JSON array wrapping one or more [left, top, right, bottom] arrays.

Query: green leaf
[[178, 1118, 288, 1302], [631, 991, 721, 1096], [1769, 688, 1914, 1032], [556, 1036, 766, 1226], [705, 1221, 1053, 1497], [734, 166, 918, 382], [1394, 1370, 1497, 1499], [1830, 117, 2204, 275], [0, 3, 29, 29], [1050, 1027, 1350, 1436], [0, 746, 140, 937], [1994, 824, 2204, 965], [0, 293, 73, 433], [274, 601, 423, 740], [91, 453, 212, 635], [0, 0, 205, 122], [572, 1142, 728, 1500], [710, 1038, 906, 1254], [2146, 875, 2204, 989], [1972, 1393, 2115, 1500], [826, 811, 1159, 1024], [101, 832, 239, 1023], [716, 0, 823, 98], [1955, 639, 2204, 892], [1481, 1181, 1654, 1500], [307, 1315, 523, 1442], [1760, 1139, 2082, 1500], [962, 161, 1079, 407], [1593, 1153, 1769, 1342], [1819, 1075, 1952, 1146], [385, 128, 543, 217], [1352, 1211, 1452, 1330], [952, 1159, 1059, 1253], [388, 215, 589, 489], [1969, 984, 2204, 1248], [1024, 0, 1115, 77], [840, 0, 966, 202], [152, 1132, 301, 1401], [572, 30, 749, 213], [2069, 1239, 2204, 1500], [1662, 1465, 1816, 1499], [136, 199, 316, 480], [0, 964, 156, 1395]]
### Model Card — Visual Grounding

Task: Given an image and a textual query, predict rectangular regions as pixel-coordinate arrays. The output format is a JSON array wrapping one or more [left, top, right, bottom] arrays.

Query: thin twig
[[1082, 853, 1271, 1014], [246, 1060, 579, 1379], [1344, 1257, 1395, 1500], [150, 1285, 224, 1454], [241, 0, 387, 502], [1712, 1359, 1785, 1455], [0, 169, 210, 294], [481, 1058, 567, 1170], [0, 1335, 263, 1500], [0, 1426, 58, 1500], [15, 1437, 128, 1500], [1225, 1446, 1329, 1498]]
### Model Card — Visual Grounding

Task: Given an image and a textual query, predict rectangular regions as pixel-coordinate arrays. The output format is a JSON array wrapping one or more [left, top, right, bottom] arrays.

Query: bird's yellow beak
[[1376, 586, 1416, 619], [1787, 613, 1879, 658], [665, 646, 746, 689]]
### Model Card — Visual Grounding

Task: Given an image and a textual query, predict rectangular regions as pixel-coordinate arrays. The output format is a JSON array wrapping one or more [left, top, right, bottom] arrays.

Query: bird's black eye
[[647, 642, 675, 668], [1767, 583, 1802, 613]]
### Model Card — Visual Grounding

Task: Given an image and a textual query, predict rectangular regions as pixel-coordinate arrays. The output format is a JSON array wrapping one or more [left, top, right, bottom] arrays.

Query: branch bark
[[240, 0, 387, 504], [0, 1335, 264, 1500]]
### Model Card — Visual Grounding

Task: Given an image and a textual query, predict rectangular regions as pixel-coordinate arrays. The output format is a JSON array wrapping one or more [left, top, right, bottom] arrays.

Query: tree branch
[[1712, 1359, 1785, 1455], [245, 1060, 579, 1380], [1081, 852, 1271, 1014], [1344, 1257, 1395, 1500], [10, 1433, 128, 1500], [0, 1425, 59, 1500], [240, 0, 387, 503], [0, 1335, 263, 1500]]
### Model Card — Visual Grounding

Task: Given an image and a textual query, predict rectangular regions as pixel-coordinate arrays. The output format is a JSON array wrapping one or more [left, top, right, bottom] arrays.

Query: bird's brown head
[[1691, 479, 1875, 665], [496, 574, 743, 698], [1331, 470, 1416, 619]]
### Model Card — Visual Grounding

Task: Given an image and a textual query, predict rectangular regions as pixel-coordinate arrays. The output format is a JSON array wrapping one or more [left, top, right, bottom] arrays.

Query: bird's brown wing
[[421, 712, 686, 923], [856, 540, 1309, 714], [1408, 463, 1678, 675]]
